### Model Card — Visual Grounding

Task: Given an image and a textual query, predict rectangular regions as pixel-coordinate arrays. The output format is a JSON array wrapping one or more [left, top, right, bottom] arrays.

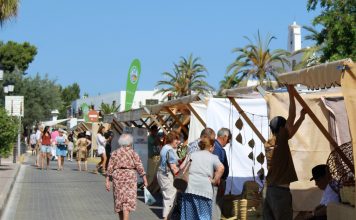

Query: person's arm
[[286, 85, 296, 135], [286, 85, 307, 139], [211, 164, 224, 186], [288, 109, 306, 138]]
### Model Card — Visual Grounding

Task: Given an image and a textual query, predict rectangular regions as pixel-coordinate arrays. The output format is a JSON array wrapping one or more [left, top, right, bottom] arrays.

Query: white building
[[71, 89, 166, 116]]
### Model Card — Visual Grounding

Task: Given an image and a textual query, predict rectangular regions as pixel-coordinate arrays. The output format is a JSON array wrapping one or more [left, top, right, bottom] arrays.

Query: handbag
[[166, 150, 192, 191]]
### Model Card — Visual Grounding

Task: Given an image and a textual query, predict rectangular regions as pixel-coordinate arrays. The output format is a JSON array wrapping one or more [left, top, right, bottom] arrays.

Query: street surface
[[3, 155, 162, 220]]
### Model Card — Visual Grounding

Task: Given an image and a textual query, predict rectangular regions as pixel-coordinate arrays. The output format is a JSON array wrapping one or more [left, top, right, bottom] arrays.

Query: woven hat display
[[326, 141, 354, 191]]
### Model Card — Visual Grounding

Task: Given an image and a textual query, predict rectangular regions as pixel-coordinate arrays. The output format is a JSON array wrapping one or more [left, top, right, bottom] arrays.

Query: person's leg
[[118, 211, 123, 220], [61, 156, 64, 170], [263, 186, 293, 220], [84, 160, 87, 171], [77, 160, 81, 171], [122, 210, 129, 220], [46, 152, 51, 169], [102, 154, 107, 173], [41, 152, 45, 169], [57, 154, 61, 170]]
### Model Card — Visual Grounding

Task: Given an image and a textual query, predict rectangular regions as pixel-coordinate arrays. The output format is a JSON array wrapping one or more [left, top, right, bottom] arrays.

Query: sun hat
[[310, 164, 328, 181]]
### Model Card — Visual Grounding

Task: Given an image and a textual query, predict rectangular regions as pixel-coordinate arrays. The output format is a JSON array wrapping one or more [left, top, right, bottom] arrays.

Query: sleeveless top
[[266, 127, 298, 185], [42, 134, 51, 145]]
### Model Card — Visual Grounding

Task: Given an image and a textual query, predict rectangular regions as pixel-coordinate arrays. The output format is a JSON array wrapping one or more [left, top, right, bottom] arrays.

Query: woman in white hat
[[56, 129, 68, 170]]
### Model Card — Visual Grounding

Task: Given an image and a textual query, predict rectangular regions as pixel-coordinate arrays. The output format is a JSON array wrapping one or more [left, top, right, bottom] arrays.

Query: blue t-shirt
[[56, 136, 66, 148], [213, 140, 229, 179], [158, 144, 178, 174]]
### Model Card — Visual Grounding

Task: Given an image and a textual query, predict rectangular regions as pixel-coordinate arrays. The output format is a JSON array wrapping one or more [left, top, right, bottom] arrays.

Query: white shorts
[[97, 146, 105, 156]]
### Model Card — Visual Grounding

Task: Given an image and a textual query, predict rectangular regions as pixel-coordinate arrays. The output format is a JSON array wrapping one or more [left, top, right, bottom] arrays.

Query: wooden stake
[[187, 103, 206, 128]]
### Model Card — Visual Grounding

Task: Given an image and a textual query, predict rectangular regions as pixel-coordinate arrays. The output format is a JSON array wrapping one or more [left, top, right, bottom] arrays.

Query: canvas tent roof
[[104, 94, 201, 123], [277, 58, 352, 89]]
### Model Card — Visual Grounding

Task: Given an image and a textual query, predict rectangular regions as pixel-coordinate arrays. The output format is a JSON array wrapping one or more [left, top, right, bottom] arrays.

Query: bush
[[0, 107, 18, 158]]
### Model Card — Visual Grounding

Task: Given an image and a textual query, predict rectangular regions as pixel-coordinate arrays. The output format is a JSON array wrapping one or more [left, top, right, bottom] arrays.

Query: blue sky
[[1, 1, 320, 96]]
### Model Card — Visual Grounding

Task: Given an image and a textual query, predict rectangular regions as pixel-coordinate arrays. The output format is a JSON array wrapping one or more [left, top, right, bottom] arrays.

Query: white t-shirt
[[320, 183, 339, 206], [35, 130, 42, 143], [30, 134, 37, 145]]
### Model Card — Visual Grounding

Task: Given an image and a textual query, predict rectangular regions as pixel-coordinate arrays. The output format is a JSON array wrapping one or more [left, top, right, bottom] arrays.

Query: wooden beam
[[290, 86, 354, 173], [229, 97, 266, 144], [112, 119, 123, 133], [151, 115, 168, 135], [140, 118, 149, 128], [165, 107, 189, 135], [187, 103, 206, 128]]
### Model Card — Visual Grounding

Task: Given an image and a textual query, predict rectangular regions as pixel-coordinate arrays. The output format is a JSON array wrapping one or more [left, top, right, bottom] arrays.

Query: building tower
[[287, 21, 301, 53]]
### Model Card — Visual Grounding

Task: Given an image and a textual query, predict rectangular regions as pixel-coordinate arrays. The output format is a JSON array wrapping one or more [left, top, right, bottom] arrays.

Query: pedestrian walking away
[[106, 133, 148, 220]]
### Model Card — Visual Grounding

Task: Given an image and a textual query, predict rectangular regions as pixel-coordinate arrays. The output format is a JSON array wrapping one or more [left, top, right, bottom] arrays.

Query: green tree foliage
[[0, 107, 18, 158], [292, 26, 323, 70], [59, 83, 80, 118], [0, 41, 37, 73], [16, 74, 63, 130], [0, 0, 19, 26], [221, 31, 290, 93], [156, 54, 214, 98], [307, 0, 356, 61], [100, 102, 120, 115]]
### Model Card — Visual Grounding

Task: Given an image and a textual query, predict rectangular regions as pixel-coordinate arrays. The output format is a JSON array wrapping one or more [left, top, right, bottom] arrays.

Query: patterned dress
[[76, 138, 89, 161], [107, 147, 146, 213]]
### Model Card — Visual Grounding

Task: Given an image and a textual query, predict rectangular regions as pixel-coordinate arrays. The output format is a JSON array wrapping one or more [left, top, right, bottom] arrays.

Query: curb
[[0, 161, 21, 218]]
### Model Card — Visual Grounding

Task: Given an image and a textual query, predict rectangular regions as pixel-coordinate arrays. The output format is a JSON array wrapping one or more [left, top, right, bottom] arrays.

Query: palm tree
[[155, 54, 214, 98], [100, 102, 120, 115], [221, 31, 290, 92], [0, 0, 19, 26], [292, 26, 323, 70]]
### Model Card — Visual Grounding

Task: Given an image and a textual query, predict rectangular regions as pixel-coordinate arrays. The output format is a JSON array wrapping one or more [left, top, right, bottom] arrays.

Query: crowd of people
[[27, 86, 341, 220]]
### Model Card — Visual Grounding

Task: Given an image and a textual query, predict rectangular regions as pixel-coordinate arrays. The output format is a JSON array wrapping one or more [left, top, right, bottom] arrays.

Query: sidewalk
[[0, 157, 20, 217]]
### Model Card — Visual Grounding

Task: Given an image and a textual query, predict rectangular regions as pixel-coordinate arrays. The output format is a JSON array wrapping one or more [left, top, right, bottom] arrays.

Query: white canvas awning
[[278, 58, 353, 89], [42, 118, 70, 127]]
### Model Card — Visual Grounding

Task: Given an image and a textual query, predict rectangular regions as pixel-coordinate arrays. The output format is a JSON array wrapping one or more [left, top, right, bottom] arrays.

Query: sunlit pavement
[[3, 154, 162, 220]]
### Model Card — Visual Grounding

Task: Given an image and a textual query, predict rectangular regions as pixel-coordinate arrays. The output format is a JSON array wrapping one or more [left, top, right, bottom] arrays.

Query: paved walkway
[[2, 154, 162, 220], [0, 157, 20, 217]]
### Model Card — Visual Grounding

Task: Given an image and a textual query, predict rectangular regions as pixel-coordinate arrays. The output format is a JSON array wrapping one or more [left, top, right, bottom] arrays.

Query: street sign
[[5, 96, 24, 117], [88, 110, 99, 122]]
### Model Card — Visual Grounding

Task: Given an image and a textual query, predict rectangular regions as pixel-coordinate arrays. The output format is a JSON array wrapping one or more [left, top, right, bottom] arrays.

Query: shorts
[[56, 145, 67, 157], [97, 146, 106, 156], [31, 144, 36, 149], [41, 145, 51, 153]]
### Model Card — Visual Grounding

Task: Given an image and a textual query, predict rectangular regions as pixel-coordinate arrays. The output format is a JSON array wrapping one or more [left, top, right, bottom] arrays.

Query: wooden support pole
[[151, 115, 168, 135], [140, 118, 149, 128], [187, 103, 206, 128], [164, 107, 189, 135], [228, 97, 266, 144], [289, 86, 354, 173]]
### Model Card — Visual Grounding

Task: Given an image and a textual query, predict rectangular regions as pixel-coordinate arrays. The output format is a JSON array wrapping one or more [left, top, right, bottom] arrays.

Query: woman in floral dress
[[106, 133, 148, 220]]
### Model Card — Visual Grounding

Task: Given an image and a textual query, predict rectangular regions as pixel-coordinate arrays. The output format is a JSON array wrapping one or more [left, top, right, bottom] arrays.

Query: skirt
[[180, 193, 212, 220]]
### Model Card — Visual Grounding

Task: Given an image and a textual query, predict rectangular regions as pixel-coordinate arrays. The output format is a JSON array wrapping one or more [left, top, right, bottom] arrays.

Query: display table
[[327, 202, 355, 220]]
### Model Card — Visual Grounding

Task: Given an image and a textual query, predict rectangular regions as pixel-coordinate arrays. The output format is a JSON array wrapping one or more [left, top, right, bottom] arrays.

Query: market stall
[[278, 58, 355, 219]]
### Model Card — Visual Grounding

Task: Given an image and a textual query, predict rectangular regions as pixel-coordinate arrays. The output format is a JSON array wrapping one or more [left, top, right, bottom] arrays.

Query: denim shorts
[[56, 145, 67, 157], [41, 145, 51, 153]]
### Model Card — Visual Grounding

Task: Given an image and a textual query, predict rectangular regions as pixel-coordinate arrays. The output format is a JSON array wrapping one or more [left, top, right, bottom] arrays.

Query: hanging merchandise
[[235, 116, 244, 144]]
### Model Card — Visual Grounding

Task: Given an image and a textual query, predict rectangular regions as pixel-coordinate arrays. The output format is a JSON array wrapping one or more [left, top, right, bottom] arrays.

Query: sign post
[[5, 96, 24, 163]]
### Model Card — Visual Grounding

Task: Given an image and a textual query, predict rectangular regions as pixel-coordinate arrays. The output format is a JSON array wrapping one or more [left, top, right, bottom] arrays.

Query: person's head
[[269, 116, 287, 135], [198, 135, 215, 152], [200, 127, 216, 141], [104, 130, 114, 140], [118, 133, 134, 148], [97, 125, 106, 135], [165, 130, 180, 148], [216, 128, 231, 147], [58, 129, 64, 136], [43, 126, 50, 134], [38, 125, 44, 132], [150, 125, 158, 135], [78, 132, 86, 139], [310, 164, 331, 190]]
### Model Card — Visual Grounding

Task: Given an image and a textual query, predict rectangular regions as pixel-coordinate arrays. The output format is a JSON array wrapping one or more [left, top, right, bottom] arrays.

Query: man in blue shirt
[[212, 127, 231, 220]]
